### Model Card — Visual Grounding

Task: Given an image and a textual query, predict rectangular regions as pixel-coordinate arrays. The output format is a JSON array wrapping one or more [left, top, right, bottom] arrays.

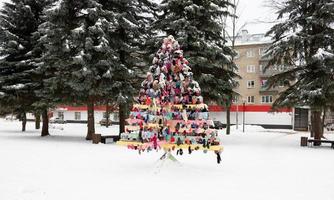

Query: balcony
[[260, 64, 290, 78], [259, 68, 279, 78], [259, 55, 271, 61], [259, 85, 278, 94]]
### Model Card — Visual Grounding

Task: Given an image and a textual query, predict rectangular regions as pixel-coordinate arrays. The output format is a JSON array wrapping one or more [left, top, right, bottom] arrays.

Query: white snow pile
[[0, 119, 334, 200]]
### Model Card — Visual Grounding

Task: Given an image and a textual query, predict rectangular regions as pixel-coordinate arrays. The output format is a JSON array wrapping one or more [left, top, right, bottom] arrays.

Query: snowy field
[[0, 119, 334, 200]]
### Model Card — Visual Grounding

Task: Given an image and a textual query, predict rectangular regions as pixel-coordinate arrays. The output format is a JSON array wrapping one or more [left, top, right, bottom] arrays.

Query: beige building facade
[[232, 31, 286, 106]]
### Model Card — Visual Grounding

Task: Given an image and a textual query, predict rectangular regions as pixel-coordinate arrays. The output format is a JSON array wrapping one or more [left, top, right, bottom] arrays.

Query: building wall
[[235, 43, 279, 104], [233, 39, 289, 106], [209, 104, 293, 128], [235, 43, 265, 104], [210, 111, 293, 126], [53, 109, 119, 123]]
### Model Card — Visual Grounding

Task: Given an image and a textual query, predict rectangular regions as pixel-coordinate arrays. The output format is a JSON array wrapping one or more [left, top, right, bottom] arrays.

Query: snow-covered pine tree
[[153, 0, 238, 111], [265, 0, 334, 143], [99, 0, 157, 136], [40, 0, 126, 140], [0, 0, 54, 133]]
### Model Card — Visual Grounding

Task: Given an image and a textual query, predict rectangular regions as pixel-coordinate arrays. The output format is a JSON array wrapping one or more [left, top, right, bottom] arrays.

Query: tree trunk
[[311, 109, 322, 146], [86, 98, 95, 140], [321, 107, 326, 138], [118, 27, 128, 138], [119, 103, 126, 137], [41, 109, 49, 137], [21, 112, 26, 132], [106, 100, 110, 128], [310, 124, 314, 138], [226, 105, 231, 135], [35, 112, 41, 129]]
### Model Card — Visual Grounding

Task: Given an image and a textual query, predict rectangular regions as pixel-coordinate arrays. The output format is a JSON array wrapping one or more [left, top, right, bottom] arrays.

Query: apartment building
[[209, 30, 294, 129], [233, 30, 286, 106]]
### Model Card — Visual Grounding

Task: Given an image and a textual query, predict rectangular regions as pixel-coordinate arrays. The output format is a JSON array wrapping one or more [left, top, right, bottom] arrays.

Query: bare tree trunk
[[119, 103, 126, 137], [225, 0, 239, 135], [321, 107, 326, 138], [226, 104, 231, 135], [35, 112, 41, 129], [311, 109, 322, 146], [310, 109, 314, 137], [86, 98, 95, 140], [41, 109, 49, 137], [21, 112, 26, 132], [106, 100, 110, 128]]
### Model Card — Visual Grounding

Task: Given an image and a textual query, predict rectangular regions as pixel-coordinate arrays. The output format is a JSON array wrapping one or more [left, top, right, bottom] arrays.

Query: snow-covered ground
[[0, 119, 334, 200]]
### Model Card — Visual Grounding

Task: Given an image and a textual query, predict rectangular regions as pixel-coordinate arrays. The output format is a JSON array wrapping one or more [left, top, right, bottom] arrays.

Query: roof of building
[[227, 30, 272, 47]]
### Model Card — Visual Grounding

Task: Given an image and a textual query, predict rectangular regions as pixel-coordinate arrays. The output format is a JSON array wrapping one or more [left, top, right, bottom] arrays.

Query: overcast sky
[[0, 0, 277, 34], [234, 0, 277, 34]]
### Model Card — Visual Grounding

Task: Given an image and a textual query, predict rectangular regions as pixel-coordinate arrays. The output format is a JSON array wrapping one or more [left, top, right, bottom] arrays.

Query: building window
[[232, 96, 239, 103], [247, 80, 255, 88], [247, 65, 256, 73], [74, 112, 81, 120], [274, 65, 286, 71], [261, 95, 273, 103], [57, 111, 64, 119], [247, 96, 255, 104], [259, 65, 264, 73], [246, 49, 255, 58], [259, 47, 267, 56]]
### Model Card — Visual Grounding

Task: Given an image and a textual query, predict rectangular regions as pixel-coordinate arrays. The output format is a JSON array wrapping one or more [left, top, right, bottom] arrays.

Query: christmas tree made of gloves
[[118, 36, 223, 162]]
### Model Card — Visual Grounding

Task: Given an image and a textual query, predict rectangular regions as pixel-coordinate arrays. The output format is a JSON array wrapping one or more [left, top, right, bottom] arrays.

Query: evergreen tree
[[99, 0, 157, 135], [266, 0, 334, 142], [0, 0, 54, 133], [153, 0, 238, 113], [40, 0, 129, 140]]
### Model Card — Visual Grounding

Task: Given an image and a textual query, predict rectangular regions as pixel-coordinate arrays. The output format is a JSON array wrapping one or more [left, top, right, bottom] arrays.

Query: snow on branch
[[313, 48, 334, 61], [3, 84, 25, 90]]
